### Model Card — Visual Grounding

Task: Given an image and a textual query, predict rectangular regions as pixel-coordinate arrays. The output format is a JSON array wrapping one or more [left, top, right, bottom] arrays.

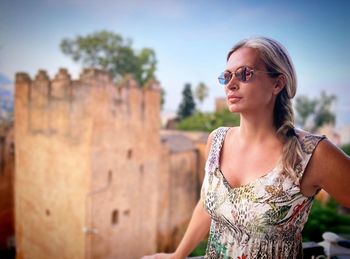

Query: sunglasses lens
[[235, 67, 245, 82], [218, 77, 226, 85], [218, 67, 254, 85], [237, 67, 253, 82], [218, 71, 231, 85]]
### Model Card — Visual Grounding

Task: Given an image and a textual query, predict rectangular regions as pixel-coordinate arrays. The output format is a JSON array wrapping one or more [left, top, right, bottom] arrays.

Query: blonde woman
[[142, 37, 350, 259]]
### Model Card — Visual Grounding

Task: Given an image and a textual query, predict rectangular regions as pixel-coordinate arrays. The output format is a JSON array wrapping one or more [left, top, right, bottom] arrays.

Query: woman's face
[[224, 47, 280, 115]]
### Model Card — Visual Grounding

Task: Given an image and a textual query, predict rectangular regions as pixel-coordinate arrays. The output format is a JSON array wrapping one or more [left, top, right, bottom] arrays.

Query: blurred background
[[0, 0, 349, 259], [1, 0, 350, 126]]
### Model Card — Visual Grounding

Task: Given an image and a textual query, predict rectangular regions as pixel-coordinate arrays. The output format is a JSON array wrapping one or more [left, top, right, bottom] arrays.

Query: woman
[[142, 37, 350, 259]]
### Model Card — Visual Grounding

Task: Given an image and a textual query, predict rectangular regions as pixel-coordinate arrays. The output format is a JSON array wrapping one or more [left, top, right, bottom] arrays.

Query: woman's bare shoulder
[[207, 126, 238, 141], [206, 127, 238, 154]]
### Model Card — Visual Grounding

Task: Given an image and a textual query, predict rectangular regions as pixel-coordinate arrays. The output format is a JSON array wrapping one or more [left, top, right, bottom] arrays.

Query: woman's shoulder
[[206, 126, 238, 148], [208, 126, 237, 138], [299, 129, 350, 207], [294, 128, 324, 139], [294, 128, 348, 164], [294, 128, 326, 153]]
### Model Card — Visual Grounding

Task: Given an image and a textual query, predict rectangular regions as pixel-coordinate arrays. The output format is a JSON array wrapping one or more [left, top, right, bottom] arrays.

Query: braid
[[275, 89, 303, 179]]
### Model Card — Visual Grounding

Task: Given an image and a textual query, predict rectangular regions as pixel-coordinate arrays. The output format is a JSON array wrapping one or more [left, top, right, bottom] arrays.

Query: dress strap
[[296, 133, 326, 180], [205, 127, 231, 173]]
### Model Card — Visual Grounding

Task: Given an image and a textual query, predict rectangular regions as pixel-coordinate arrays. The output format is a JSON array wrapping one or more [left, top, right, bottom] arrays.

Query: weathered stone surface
[[12, 68, 209, 259], [158, 130, 208, 252], [0, 124, 15, 249], [14, 69, 162, 259]]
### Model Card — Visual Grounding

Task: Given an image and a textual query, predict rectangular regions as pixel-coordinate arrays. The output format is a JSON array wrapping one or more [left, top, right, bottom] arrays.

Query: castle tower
[[14, 69, 162, 259]]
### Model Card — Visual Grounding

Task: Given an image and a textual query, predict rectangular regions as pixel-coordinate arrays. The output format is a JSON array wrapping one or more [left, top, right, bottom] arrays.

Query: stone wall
[[158, 131, 208, 252], [215, 97, 227, 112], [168, 150, 199, 248], [14, 68, 161, 259], [0, 123, 15, 250]]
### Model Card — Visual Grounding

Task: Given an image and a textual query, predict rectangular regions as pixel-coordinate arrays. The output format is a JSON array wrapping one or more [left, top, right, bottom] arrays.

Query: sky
[[1, 0, 349, 127]]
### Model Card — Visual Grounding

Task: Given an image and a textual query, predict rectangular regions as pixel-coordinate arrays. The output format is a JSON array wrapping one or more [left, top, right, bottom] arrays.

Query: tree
[[160, 88, 166, 110], [177, 83, 196, 119], [294, 91, 337, 131], [295, 96, 316, 127], [176, 109, 240, 132], [194, 82, 209, 111], [60, 30, 157, 86], [313, 91, 337, 129]]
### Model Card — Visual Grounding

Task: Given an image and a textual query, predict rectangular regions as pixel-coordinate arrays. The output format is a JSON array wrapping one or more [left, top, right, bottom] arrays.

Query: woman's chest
[[202, 168, 311, 229], [219, 142, 282, 189]]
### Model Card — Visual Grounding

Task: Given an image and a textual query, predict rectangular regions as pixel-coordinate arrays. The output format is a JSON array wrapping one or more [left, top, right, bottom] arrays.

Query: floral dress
[[201, 127, 325, 259]]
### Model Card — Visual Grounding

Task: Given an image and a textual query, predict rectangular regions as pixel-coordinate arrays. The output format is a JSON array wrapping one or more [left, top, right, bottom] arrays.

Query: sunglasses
[[218, 66, 276, 85]]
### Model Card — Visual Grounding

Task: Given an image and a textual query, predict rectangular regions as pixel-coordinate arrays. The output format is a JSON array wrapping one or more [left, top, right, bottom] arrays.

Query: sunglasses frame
[[218, 66, 277, 85]]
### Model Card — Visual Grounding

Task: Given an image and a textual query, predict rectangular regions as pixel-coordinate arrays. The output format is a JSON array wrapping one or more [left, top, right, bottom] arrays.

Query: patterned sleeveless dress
[[201, 127, 325, 259]]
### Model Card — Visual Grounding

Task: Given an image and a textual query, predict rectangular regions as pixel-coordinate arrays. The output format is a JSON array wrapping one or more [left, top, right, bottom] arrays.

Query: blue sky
[[1, 0, 349, 127]]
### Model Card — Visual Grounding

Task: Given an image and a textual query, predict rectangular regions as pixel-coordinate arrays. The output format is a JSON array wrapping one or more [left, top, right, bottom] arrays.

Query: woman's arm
[[141, 200, 211, 259], [307, 139, 350, 207], [171, 129, 217, 258], [171, 199, 211, 258]]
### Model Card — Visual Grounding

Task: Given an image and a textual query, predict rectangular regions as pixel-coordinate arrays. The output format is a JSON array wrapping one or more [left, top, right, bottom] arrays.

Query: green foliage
[[302, 199, 350, 242], [194, 82, 209, 110], [190, 239, 208, 256], [295, 96, 316, 127], [160, 87, 166, 110], [60, 30, 157, 86], [295, 91, 336, 131], [176, 109, 240, 132], [341, 143, 350, 156], [177, 83, 196, 120], [313, 91, 337, 129]]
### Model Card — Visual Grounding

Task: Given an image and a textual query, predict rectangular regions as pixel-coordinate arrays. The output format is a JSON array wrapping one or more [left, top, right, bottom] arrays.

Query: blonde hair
[[227, 37, 303, 179]]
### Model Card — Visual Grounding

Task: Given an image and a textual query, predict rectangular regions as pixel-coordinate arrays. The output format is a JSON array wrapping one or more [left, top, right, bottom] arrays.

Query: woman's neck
[[238, 110, 277, 144]]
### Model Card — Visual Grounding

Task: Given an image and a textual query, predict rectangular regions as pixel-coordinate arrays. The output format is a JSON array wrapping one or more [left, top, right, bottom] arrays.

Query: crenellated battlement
[[16, 68, 160, 101], [15, 68, 161, 139]]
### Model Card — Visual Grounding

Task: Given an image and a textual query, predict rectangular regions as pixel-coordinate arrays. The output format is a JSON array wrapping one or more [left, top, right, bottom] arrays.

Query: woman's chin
[[227, 104, 241, 113]]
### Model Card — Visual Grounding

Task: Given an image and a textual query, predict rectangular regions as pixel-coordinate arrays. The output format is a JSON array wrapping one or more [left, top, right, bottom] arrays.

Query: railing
[[308, 232, 350, 259]]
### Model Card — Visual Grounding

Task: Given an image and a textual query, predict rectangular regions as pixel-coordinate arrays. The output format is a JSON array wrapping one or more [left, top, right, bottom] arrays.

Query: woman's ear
[[273, 74, 286, 95]]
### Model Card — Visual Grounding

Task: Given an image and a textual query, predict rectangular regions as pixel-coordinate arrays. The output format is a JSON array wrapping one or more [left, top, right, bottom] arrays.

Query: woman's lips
[[227, 96, 242, 103]]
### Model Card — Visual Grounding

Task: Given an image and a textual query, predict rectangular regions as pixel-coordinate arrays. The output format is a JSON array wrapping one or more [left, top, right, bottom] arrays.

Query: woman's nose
[[226, 80, 239, 91]]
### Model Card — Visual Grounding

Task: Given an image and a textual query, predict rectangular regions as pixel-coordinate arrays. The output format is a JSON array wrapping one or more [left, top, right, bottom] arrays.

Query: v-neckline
[[217, 166, 277, 190], [216, 127, 280, 190]]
